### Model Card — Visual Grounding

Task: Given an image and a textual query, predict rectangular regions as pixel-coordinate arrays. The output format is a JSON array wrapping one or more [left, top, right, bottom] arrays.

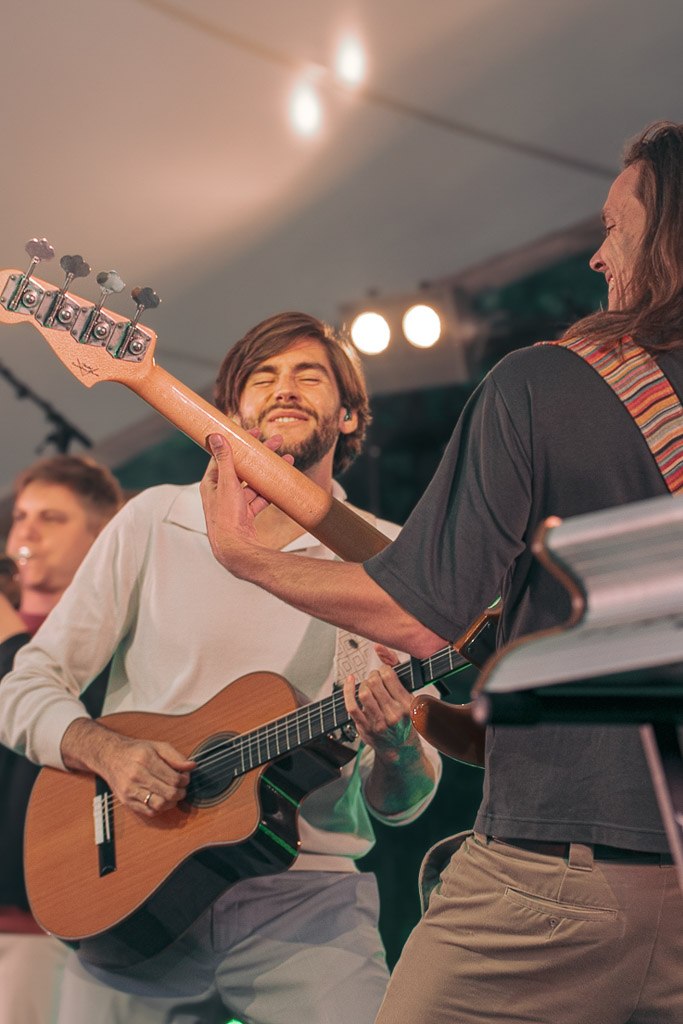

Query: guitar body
[[24, 671, 353, 968]]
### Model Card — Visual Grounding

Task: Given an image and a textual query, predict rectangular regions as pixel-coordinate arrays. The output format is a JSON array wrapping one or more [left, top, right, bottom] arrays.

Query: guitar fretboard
[[189, 644, 470, 796]]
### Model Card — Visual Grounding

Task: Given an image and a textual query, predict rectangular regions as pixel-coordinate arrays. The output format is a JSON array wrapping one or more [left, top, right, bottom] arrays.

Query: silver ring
[[144, 791, 152, 806]]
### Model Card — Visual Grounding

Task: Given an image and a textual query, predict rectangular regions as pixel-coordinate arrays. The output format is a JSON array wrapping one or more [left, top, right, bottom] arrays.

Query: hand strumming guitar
[[60, 718, 196, 820]]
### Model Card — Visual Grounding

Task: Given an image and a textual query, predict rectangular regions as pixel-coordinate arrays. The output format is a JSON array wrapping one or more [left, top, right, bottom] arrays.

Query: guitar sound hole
[[186, 732, 242, 808]]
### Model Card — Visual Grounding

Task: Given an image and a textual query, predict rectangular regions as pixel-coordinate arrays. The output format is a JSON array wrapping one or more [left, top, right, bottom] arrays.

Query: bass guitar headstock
[[0, 238, 160, 388], [0, 238, 392, 563]]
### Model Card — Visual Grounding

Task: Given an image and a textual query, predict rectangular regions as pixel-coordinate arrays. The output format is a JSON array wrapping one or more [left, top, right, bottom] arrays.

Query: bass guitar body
[[410, 696, 486, 766], [24, 672, 353, 969]]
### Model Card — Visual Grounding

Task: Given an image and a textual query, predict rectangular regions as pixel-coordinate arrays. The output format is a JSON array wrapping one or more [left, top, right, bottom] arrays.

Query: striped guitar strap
[[541, 336, 683, 496]]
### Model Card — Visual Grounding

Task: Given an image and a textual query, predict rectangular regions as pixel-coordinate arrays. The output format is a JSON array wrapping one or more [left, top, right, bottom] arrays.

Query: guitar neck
[[125, 364, 389, 563], [122, 364, 383, 560], [228, 643, 470, 774]]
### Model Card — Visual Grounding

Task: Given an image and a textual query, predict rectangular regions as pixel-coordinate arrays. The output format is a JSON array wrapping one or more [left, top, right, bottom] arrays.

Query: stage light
[[402, 304, 442, 348], [289, 80, 322, 136], [350, 312, 390, 354], [335, 36, 366, 86]]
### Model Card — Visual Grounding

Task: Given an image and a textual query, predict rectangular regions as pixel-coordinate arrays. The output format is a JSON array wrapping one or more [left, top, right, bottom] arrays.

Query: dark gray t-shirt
[[365, 342, 683, 851]]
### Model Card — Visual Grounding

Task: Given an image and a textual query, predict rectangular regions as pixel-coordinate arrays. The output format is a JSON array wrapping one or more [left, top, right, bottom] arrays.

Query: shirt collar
[[165, 479, 347, 553]]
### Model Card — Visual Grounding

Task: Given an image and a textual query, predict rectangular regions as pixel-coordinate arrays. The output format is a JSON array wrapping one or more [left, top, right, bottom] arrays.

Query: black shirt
[[366, 343, 683, 851]]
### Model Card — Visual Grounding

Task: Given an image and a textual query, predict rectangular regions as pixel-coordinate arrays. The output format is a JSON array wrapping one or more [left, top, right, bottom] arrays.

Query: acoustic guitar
[[24, 623, 490, 969]]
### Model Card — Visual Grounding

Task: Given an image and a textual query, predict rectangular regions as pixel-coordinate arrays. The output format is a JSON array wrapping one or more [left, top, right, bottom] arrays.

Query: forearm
[[201, 435, 446, 655], [364, 730, 436, 816], [60, 716, 120, 775], [229, 547, 444, 656]]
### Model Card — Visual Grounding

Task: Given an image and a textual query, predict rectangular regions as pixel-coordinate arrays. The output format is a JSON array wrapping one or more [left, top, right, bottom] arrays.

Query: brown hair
[[565, 121, 683, 352], [14, 455, 123, 529], [214, 312, 371, 474]]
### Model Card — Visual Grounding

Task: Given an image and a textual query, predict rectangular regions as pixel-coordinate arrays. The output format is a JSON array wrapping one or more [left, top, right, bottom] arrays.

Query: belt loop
[[568, 842, 594, 871]]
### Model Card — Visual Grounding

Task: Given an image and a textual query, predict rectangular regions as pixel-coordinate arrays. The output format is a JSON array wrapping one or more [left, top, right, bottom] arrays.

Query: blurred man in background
[[0, 454, 123, 1024]]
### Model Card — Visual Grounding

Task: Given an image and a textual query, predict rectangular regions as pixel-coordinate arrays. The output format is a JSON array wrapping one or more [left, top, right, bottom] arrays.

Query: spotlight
[[350, 312, 390, 354], [402, 304, 442, 348], [289, 80, 322, 136]]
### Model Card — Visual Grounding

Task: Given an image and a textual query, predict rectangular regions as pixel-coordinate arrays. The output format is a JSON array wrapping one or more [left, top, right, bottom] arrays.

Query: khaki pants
[[377, 832, 683, 1024]]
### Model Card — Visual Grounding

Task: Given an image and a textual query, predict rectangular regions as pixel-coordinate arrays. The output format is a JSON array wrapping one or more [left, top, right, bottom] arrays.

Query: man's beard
[[242, 407, 339, 473]]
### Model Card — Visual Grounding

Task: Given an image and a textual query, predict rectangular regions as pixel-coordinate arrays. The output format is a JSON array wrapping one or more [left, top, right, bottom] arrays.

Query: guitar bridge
[[93, 776, 116, 876]]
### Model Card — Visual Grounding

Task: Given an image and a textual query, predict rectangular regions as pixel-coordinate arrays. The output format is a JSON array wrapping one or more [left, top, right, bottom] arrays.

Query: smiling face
[[590, 162, 648, 310], [237, 337, 358, 474], [7, 481, 100, 601]]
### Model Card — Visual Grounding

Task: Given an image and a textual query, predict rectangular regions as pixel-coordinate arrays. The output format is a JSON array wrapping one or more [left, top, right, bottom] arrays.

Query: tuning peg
[[45, 254, 91, 327], [25, 238, 55, 263], [8, 237, 56, 311], [96, 270, 125, 295], [79, 270, 126, 345], [131, 286, 161, 316], [111, 285, 160, 359], [59, 254, 90, 280], [128, 286, 160, 337]]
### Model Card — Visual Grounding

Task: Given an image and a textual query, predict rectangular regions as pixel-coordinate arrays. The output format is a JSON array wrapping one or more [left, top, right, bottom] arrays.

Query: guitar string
[[96, 646, 467, 817], [96, 681, 354, 817], [98, 646, 470, 819], [97, 683, 362, 818], [176, 645, 466, 783]]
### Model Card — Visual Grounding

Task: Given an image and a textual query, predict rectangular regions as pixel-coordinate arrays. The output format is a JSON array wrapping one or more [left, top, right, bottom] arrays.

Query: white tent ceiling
[[0, 0, 681, 495]]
